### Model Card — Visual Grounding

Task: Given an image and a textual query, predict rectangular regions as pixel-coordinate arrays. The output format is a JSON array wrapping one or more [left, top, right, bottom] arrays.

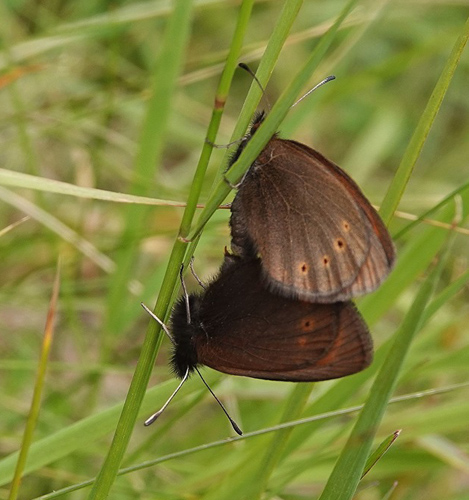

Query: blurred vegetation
[[0, 0, 468, 499]]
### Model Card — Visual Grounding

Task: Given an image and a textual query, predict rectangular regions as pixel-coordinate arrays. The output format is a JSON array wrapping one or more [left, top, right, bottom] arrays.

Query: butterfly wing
[[230, 138, 395, 302], [195, 257, 372, 381]]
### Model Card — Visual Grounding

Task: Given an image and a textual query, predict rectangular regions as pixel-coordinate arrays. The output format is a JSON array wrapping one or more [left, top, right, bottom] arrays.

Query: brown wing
[[195, 257, 372, 381], [230, 138, 395, 303]]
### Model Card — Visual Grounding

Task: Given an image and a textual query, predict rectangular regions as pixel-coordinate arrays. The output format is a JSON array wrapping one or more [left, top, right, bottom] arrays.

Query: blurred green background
[[1, 1, 468, 499]]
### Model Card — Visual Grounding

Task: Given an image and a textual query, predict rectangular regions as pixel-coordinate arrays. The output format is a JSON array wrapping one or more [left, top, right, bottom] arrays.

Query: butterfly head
[[170, 294, 203, 378]]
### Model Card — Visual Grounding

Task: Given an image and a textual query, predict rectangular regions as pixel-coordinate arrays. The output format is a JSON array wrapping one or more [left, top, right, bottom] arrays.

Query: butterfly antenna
[[141, 302, 175, 345], [189, 256, 207, 290], [195, 367, 243, 435], [238, 63, 271, 112], [179, 264, 192, 325], [144, 368, 190, 426], [292, 75, 335, 107]]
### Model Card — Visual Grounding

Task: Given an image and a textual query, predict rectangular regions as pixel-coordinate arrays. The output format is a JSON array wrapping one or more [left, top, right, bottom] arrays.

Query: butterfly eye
[[322, 255, 330, 267], [300, 263, 308, 273]]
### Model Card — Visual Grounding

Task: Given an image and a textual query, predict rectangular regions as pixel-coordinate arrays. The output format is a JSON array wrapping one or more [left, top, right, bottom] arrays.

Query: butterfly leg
[[205, 137, 242, 149], [189, 256, 207, 290], [178, 264, 192, 325], [224, 169, 248, 189]]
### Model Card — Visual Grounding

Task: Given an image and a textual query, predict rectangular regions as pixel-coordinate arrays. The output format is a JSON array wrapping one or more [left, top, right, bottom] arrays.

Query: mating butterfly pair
[[146, 107, 395, 433]]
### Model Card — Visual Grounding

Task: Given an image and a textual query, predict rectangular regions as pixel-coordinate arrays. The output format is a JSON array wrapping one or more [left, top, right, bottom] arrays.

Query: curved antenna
[[141, 304, 243, 435], [141, 303, 175, 345], [144, 367, 243, 435], [144, 368, 190, 426], [292, 75, 335, 107], [238, 63, 271, 112], [195, 367, 243, 435]]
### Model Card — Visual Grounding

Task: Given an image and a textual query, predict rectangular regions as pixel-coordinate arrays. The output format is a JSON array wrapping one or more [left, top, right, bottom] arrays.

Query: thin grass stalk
[[87, 0, 257, 497], [29, 383, 469, 499], [0, 167, 190, 207], [87, 1, 194, 498], [173, 0, 257, 286], [188, 0, 361, 243], [8, 262, 60, 500], [184, 0, 304, 280], [379, 15, 469, 226], [105, 0, 194, 344], [178, 0, 255, 239], [210, 0, 305, 188]]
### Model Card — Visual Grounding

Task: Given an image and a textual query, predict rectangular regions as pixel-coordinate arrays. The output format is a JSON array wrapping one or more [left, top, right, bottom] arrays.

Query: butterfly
[[229, 111, 395, 303], [143, 253, 372, 434], [169, 253, 372, 383]]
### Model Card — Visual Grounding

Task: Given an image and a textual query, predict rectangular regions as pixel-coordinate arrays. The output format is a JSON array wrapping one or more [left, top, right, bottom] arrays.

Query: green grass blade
[[0, 168, 190, 207], [379, 16, 469, 225], [87, 2, 195, 496], [105, 0, 194, 340], [185, 0, 305, 273], [0, 186, 114, 272], [361, 430, 401, 479], [318, 249, 450, 500], [189, 0, 361, 242], [86, 0, 258, 497], [211, 0, 305, 186], [7, 263, 60, 500]]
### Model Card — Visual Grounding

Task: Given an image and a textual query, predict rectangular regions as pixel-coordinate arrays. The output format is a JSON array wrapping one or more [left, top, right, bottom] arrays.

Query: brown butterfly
[[229, 112, 395, 303], [143, 254, 372, 433], [170, 253, 372, 383]]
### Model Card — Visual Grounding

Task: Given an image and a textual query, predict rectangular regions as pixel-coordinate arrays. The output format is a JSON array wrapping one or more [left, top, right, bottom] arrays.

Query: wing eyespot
[[335, 238, 346, 251]]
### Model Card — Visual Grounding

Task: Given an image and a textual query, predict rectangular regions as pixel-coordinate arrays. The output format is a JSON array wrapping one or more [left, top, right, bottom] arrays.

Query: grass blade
[[318, 248, 450, 500], [379, 16, 469, 225], [87, 1, 195, 497], [7, 261, 60, 500]]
